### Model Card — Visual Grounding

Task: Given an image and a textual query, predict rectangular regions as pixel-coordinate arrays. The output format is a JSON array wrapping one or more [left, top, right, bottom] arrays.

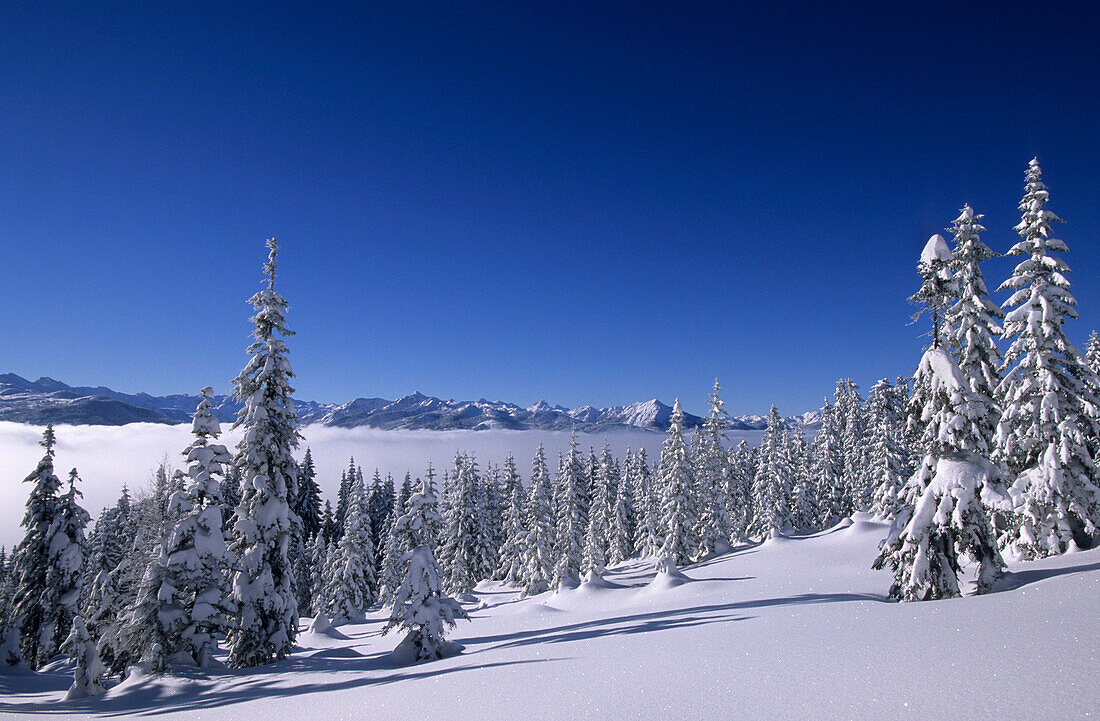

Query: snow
[[3, 516, 1097, 719], [920, 233, 952, 265]]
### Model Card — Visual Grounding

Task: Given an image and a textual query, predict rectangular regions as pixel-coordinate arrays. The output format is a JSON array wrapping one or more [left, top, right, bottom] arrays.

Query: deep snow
[[2, 514, 1097, 720]]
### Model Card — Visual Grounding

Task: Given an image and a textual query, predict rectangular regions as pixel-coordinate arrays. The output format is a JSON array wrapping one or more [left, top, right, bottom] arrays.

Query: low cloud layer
[[0, 422, 764, 549]]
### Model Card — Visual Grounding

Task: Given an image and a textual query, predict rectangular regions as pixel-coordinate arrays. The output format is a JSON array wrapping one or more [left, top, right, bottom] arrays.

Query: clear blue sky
[[2, 1, 1099, 416]]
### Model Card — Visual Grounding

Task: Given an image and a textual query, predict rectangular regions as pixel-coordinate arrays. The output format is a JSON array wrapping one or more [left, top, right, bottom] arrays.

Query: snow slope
[[3, 514, 1096, 719]]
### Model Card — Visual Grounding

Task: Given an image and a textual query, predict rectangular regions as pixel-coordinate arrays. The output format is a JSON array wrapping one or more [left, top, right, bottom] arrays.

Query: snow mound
[[310, 646, 365, 659], [388, 634, 464, 667], [306, 615, 351, 639], [639, 564, 692, 595]]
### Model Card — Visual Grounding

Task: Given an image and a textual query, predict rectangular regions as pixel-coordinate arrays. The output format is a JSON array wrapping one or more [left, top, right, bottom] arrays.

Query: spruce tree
[[811, 399, 847, 527], [608, 450, 636, 566], [61, 616, 107, 699], [750, 406, 794, 538], [787, 425, 818, 530], [867, 379, 911, 520], [656, 400, 698, 566], [296, 448, 323, 542], [696, 380, 734, 555], [994, 159, 1100, 556], [440, 454, 482, 595], [518, 444, 555, 597], [727, 442, 755, 539], [631, 448, 662, 557], [496, 454, 527, 584], [946, 204, 1003, 445], [318, 472, 376, 623], [382, 546, 468, 663], [874, 235, 1004, 600], [227, 237, 302, 668], [156, 388, 236, 667], [10, 426, 64, 668], [583, 442, 616, 576], [552, 434, 588, 587]]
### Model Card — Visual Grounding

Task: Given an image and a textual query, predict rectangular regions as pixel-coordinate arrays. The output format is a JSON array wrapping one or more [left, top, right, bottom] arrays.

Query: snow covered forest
[[2, 159, 1100, 717]]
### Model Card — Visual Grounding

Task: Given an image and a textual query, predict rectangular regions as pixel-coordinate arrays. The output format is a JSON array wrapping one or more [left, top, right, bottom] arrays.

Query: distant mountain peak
[[0, 372, 818, 432]]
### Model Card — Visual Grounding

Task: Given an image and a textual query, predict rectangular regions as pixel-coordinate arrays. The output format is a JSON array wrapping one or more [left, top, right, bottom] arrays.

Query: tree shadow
[[0, 653, 559, 717], [461, 591, 885, 654], [992, 559, 1100, 593]]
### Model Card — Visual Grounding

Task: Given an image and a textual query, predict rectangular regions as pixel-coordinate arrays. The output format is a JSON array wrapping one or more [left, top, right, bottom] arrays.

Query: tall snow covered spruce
[[750, 406, 794, 538], [552, 434, 588, 588], [656, 400, 698, 567], [10, 426, 85, 668], [318, 471, 376, 623], [518, 444, 555, 597], [156, 388, 236, 667], [695, 380, 734, 556], [994, 159, 1100, 557], [227, 238, 303, 667], [946, 205, 1004, 446], [874, 236, 1005, 601]]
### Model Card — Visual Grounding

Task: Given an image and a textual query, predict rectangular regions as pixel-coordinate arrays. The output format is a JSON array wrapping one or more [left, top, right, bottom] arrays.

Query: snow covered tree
[[43, 469, 90, 659], [750, 407, 794, 538], [994, 159, 1100, 557], [335, 462, 354, 540], [583, 442, 617, 576], [296, 448, 323, 542], [115, 550, 171, 672], [553, 433, 589, 587], [226, 237, 302, 668], [656, 400, 698, 566], [307, 532, 328, 616], [440, 454, 482, 595], [475, 463, 502, 581], [61, 616, 106, 699], [787, 425, 818, 530], [695, 380, 734, 555], [368, 470, 396, 571], [911, 233, 958, 350], [727, 442, 755, 539], [10, 426, 64, 668], [608, 450, 635, 566], [518, 445, 555, 597], [835, 380, 869, 512], [317, 472, 376, 623], [382, 546, 468, 663], [946, 204, 1003, 445], [811, 399, 846, 527], [496, 454, 527, 584], [875, 239, 1005, 601], [631, 448, 661, 556], [154, 388, 236, 667], [1086, 330, 1100, 377], [867, 379, 911, 520]]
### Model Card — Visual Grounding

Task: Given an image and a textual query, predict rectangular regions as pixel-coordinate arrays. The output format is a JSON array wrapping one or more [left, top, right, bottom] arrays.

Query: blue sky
[[1, 1, 1099, 416]]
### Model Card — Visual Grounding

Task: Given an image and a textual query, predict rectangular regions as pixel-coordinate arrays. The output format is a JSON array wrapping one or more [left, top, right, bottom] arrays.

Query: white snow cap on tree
[[920, 233, 952, 266]]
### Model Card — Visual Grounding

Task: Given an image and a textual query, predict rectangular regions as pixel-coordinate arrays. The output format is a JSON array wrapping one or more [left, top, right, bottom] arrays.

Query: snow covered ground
[[3, 514, 1096, 720]]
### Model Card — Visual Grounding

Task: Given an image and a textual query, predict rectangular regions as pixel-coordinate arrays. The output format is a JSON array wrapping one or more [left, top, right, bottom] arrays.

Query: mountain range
[[0, 373, 819, 432]]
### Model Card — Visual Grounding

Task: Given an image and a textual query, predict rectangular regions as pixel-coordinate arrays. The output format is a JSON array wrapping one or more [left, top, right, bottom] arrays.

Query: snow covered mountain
[[0, 373, 818, 432]]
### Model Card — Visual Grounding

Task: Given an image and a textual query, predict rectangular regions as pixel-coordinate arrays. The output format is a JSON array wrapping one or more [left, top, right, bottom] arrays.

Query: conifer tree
[[946, 204, 1004, 445], [608, 450, 635, 566], [61, 616, 107, 699], [875, 235, 1005, 600], [787, 425, 818, 530], [1086, 330, 1100, 377], [811, 399, 847, 526], [750, 406, 794, 538], [727, 442, 755, 539], [318, 472, 376, 623], [583, 442, 617, 576], [994, 159, 1100, 557], [11, 426, 63, 668], [867, 379, 911, 520], [630, 449, 660, 556], [296, 448, 323, 542], [155, 388, 236, 667], [696, 380, 734, 554], [44, 468, 90, 664], [518, 445, 555, 596], [496, 454, 527, 584], [382, 545, 468, 663], [656, 400, 698, 566], [835, 380, 869, 512], [440, 454, 482, 595], [226, 237, 302, 668], [552, 434, 588, 587]]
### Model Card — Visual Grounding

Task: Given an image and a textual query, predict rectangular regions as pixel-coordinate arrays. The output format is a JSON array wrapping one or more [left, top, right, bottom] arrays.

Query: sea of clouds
[[0, 422, 766, 549]]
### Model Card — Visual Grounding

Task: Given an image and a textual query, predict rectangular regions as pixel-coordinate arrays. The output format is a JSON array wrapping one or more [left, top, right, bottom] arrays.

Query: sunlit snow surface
[[3, 515, 1098, 720]]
